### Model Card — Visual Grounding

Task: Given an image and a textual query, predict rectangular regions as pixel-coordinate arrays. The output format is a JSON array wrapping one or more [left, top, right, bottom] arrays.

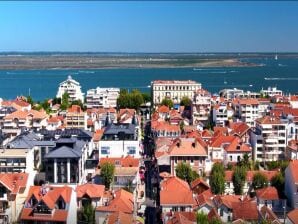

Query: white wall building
[[86, 87, 120, 109], [192, 89, 212, 125], [261, 87, 283, 97], [151, 80, 201, 105], [56, 75, 84, 103], [233, 98, 259, 127]]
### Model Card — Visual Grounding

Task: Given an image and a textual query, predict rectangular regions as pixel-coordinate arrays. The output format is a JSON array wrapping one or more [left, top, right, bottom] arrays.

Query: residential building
[[44, 137, 90, 184], [0, 173, 29, 223], [20, 185, 77, 224], [192, 88, 212, 126], [212, 102, 234, 127], [98, 123, 141, 158], [65, 105, 87, 130], [260, 86, 283, 97], [233, 98, 259, 127], [95, 189, 133, 224], [86, 87, 120, 109], [56, 75, 84, 103], [76, 183, 105, 208], [2, 109, 48, 137], [96, 156, 139, 189], [285, 160, 298, 209], [152, 80, 201, 106], [151, 121, 181, 138], [160, 176, 194, 213], [250, 116, 288, 162], [219, 88, 244, 100], [255, 186, 279, 209]]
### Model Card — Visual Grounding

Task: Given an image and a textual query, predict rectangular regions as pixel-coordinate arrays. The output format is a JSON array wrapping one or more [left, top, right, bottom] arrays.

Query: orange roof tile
[[93, 128, 105, 142], [166, 212, 196, 224], [190, 178, 209, 190], [287, 208, 298, 224], [67, 105, 83, 113], [152, 121, 180, 132], [157, 105, 170, 113], [194, 189, 213, 208], [256, 186, 279, 200], [76, 183, 105, 199], [225, 170, 278, 182], [96, 189, 133, 214], [256, 116, 283, 125], [0, 173, 28, 194], [224, 138, 251, 153], [106, 211, 133, 224], [213, 195, 242, 209], [236, 98, 259, 105], [232, 200, 259, 221], [168, 138, 207, 156], [160, 176, 194, 206], [99, 156, 139, 167], [5, 109, 47, 120], [210, 135, 235, 148], [21, 208, 68, 222], [288, 160, 298, 184]]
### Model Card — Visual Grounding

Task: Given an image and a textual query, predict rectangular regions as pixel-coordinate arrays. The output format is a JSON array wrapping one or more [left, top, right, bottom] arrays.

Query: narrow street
[[143, 121, 162, 224]]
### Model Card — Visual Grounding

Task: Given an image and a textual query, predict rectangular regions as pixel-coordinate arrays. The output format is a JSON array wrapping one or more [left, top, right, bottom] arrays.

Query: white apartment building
[[260, 86, 283, 97], [192, 89, 211, 125], [250, 116, 289, 162], [86, 87, 120, 109], [56, 75, 84, 103], [212, 103, 234, 127], [151, 80, 201, 106], [219, 88, 244, 100], [233, 98, 259, 127]]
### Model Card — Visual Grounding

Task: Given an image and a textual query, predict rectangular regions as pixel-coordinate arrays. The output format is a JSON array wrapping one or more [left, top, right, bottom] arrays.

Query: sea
[[1, 55, 298, 101]]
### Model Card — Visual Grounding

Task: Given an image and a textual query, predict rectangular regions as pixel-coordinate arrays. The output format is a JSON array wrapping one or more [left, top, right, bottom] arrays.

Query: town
[[0, 75, 298, 224]]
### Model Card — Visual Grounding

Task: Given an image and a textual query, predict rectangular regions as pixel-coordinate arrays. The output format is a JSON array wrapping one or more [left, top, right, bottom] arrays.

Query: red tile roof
[[225, 170, 278, 182], [236, 98, 259, 105], [256, 116, 283, 125], [232, 200, 258, 221], [21, 208, 68, 222], [160, 176, 194, 206], [0, 173, 28, 194], [76, 183, 105, 199], [166, 212, 196, 224], [190, 178, 210, 190], [288, 160, 298, 184], [168, 138, 207, 156], [99, 156, 139, 167], [67, 105, 83, 113], [194, 189, 213, 208], [157, 105, 170, 113], [96, 189, 133, 214], [151, 121, 180, 132], [287, 208, 298, 224], [256, 186, 279, 200], [106, 211, 133, 224]]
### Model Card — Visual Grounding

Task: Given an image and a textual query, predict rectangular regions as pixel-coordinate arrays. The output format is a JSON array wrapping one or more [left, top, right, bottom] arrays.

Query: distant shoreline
[[0, 56, 261, 70]]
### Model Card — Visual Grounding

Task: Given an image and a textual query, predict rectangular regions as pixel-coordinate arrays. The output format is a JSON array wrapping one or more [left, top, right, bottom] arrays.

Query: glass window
[[127, 146, 136, 155], [101, 146, 110, 155]]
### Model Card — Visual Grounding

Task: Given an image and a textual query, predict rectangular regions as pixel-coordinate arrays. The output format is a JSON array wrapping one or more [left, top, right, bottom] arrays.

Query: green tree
[[27, 95, 34, 106], [196, 212, 208, 224], [175, 162, 198, 184], [60, 92, 70, 110], [209, 163, 225, 194], [117, 89, 144, 111], [41, 99, 50, 113], [100, 162, 115, 189], [142, 92, 151, 103], [79, 203, 95, 224], [161, 98, 174, 108], [271, 172, 285, 198], [52, 97, 61, 105], [180, 96, 192, 107], [252, 172, 268, 190], [233, 166, 247, 195]]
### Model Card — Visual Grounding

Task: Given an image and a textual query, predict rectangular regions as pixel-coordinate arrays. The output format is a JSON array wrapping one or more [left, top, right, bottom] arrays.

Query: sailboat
[[224, 78, 227, 84], [275, 54, 278, 60]]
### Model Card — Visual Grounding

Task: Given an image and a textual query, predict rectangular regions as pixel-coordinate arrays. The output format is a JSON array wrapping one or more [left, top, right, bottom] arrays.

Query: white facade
[[192, 89, 211, 125], [233, 100, 259, 127], [219, 88, 244, 100], [56, 75, 84, 102], [98, 140, 141, 158], [261, 87, 283, 97], [212, 103, 234, 127], [152, 80, 201, 105], [86, 87, 120, 109]]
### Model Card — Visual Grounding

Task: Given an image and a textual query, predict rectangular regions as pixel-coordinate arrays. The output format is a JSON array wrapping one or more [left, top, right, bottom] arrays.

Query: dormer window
[[56, 196, 66, 209], [34, 201, 51, 214]]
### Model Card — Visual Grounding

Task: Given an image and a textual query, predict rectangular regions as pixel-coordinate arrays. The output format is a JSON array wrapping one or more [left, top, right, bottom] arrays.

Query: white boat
[[275, 54, 278, 60], [249, 84, 253, 87]]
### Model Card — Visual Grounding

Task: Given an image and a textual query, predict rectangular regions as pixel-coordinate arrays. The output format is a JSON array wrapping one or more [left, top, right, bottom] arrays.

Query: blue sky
[[0, 1, 297, 52]]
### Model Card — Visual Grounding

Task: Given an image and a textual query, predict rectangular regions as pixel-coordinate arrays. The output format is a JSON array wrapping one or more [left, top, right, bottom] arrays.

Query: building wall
[[285, 167, 298, 208], [99, 140, 141, 158]]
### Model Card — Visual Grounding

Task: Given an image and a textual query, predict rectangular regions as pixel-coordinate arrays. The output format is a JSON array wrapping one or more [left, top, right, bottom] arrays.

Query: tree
[[79, 203, 95, 224], [180, 96, 192, 107], [52, 97, 61, 105], [27, 95, 34, 106], [161, 98, 174, 108], [175, 162, 198, 184], [252, 172, 268, 190], [271, 172, 285, 198], [233, 166, 247, 195], [60, 92, 70, 110], [196, 212, 208, 224], [117, 89, 144, 110], [71, 99, 84, 110], [41, 99, 50, 113], [142, 92, 151, 103], [100, 162, 115, 189], [209, 163, 225, 194]]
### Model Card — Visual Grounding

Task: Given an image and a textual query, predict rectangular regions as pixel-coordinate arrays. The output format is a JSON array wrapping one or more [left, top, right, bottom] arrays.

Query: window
[[230, 156, 232, 161], [101, 146, 110, 155], [127, 146, 136, 155]]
